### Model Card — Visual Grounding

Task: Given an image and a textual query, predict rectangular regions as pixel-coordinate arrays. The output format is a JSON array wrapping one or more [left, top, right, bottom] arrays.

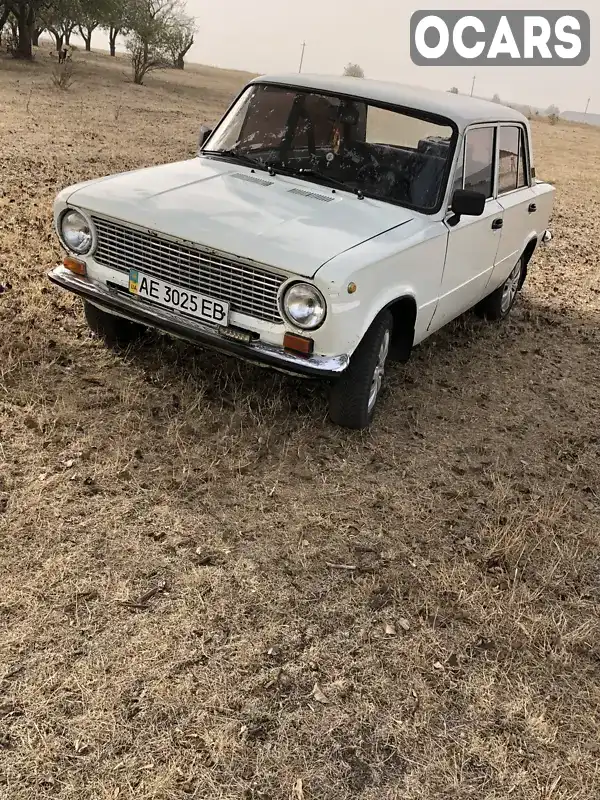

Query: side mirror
[[198, 125, 213, 148], [451, 188, 486, 220]]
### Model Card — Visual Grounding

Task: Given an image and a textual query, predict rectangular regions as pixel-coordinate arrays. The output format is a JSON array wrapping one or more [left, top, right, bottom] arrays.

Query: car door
[[429, 125, 503, 333], [488, 124, 537, 292]]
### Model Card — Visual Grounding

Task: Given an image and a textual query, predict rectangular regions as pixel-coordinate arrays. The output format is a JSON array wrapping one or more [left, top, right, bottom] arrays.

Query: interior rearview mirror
[[450, 188, 486, 221], [199, 125, 213, 148]]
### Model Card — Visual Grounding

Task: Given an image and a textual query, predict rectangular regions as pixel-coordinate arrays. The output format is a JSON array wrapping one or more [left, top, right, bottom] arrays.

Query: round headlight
[[60, 210, 92, 254], [283, 282, 326, 330]]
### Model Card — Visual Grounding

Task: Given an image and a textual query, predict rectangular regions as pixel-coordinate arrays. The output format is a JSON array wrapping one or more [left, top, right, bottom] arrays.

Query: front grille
[[91, 216, 285, 323]]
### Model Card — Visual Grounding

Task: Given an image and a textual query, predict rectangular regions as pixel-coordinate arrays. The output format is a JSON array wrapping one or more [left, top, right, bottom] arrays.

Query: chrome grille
[[91, 216, 285, 323]]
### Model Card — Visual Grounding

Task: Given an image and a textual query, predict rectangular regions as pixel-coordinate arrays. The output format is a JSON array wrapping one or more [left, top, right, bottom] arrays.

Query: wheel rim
[[501, 261, 522, 314], [368, 329, 390, 413]]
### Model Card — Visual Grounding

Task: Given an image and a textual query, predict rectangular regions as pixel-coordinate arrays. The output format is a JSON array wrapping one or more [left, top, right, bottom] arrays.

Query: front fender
[[311, 218, 447, 357]]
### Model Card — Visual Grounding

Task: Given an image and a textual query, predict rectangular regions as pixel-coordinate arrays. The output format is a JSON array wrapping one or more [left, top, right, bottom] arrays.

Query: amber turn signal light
[[63, 256, 86, 276], [283, 332, 313, 355]]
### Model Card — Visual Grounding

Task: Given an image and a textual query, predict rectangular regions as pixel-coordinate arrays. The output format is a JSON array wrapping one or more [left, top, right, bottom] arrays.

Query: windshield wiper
[[202, 148, 259, 169], [204, 153, 366, 200], [287, 167, 365, 200]]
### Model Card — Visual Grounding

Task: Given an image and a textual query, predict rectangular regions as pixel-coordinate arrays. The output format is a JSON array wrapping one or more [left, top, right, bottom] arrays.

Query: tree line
[[1, 0, 197, 83]]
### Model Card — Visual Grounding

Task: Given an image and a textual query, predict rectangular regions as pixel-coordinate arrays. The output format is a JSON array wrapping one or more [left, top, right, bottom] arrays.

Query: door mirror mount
[[198, 125, 213, 149], [448, 188, 486, 226]]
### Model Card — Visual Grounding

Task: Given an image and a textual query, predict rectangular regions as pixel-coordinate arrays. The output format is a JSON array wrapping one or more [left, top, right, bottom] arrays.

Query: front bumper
[[48, 266, 349, 378]]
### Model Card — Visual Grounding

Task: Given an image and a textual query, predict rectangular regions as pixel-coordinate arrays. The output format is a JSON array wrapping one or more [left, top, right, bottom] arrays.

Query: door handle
[[528, 203, 537, 213], [491, 218, 503, 230]]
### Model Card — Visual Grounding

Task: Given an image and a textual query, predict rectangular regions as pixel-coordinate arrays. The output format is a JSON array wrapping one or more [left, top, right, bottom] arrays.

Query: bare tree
[[1, 7, 17, 50], [448, 86, 459, 94], [41, 0, 79, 51], [492, 93, 502, 103], [5, 0, 48, 59], [78, 0, 112, 51], [0, 4, 11, 40], [545, 105, 561, 125], [164, 11, 195, 69], [6, 8, 19, 47], [100, 0, 130, 56], [31, 22, 43, 43], [127, 0, 176, 85], [343, 62, 364, 78]]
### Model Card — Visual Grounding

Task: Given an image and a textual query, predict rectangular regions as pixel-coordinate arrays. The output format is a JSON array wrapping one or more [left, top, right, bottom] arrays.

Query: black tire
[[83, 300, 145, 347], [475, 257, 524, 321], [328, 311, 393, 430]]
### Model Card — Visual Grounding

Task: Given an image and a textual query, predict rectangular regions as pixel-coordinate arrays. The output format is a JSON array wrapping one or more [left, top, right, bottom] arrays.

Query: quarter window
[[452, 141, 464, 194], [518, 129, 529, 187], [498, 126, 529, 194], [463, 127, 495, 198]]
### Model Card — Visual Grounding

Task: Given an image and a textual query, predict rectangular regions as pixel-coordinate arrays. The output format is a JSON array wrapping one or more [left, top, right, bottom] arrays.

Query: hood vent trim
[[230, 172, 274, 187], [287, 187, 335, 202]]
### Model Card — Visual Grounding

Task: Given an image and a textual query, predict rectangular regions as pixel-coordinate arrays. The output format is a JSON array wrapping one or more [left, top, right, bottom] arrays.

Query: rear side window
[[463, 127, 495, 198]]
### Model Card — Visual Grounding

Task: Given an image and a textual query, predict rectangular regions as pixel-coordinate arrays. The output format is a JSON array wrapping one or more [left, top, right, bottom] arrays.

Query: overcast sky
[[84, 0, 599, 113]]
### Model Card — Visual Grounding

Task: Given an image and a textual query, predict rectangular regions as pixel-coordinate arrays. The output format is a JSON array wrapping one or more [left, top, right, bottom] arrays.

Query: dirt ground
[[1, 47, 600, 800]]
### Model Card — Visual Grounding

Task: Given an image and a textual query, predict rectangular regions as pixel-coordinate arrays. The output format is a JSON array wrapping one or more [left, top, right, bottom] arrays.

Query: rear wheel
[[328, 311, 393, 430], [475, 257, 524, 321], [83, 301, 146, 348]]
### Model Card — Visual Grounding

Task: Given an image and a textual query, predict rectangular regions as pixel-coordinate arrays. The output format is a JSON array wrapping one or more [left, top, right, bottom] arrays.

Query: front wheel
[[475, 258, 524, 321], [328, 311, 393, 430]]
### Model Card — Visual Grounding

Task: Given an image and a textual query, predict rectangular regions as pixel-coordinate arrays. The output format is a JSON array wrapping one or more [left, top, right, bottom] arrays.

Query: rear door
[[429, 125, 503, 332], [488, 124, 537, 292]]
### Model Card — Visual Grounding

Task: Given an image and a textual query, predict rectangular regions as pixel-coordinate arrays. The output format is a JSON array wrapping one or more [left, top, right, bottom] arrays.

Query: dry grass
[[50, 61, 76, 92], [1, 46, 600, 800]]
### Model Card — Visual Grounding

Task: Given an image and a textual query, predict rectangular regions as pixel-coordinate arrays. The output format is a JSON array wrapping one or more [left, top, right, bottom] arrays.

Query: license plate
[[128, 270, 229, 326]]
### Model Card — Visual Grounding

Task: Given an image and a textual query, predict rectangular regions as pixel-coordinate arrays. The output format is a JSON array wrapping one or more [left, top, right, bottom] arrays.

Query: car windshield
[[202, 83, 455, 212]]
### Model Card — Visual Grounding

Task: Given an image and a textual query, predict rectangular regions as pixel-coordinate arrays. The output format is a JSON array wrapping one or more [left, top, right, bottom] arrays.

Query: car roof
[[248, 73, 529, 131]]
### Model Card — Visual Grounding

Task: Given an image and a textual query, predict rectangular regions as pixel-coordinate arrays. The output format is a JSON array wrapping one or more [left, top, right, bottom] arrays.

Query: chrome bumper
[[48, 267, 349, 378]]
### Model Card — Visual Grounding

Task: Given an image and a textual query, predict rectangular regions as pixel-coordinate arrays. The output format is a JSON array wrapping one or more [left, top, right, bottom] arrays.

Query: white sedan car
[[49, 73, 554, 429]]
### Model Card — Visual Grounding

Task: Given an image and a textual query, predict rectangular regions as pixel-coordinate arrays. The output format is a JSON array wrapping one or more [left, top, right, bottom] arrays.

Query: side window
[[463, 127, 495, 198], [497, 126, 521, 194]]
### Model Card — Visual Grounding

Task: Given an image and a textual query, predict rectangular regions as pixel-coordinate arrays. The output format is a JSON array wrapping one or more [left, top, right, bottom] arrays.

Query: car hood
[[66, 157, 415, 277]]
